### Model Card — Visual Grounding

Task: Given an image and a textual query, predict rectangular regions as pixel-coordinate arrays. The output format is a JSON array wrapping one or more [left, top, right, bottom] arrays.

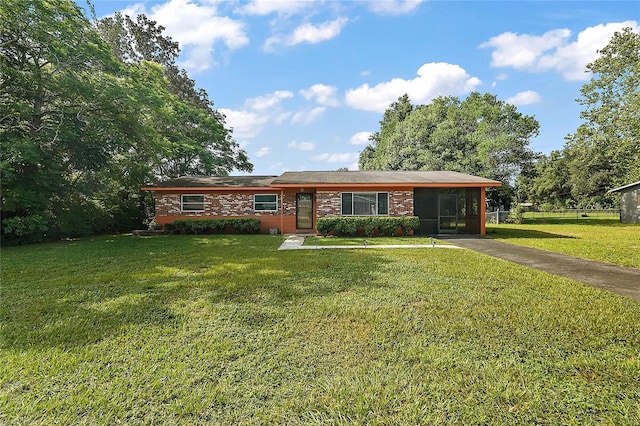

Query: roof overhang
[[607, 181, 640, 193]]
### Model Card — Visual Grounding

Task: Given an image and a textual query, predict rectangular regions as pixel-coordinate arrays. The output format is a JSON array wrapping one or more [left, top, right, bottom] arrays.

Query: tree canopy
[[527, 27, 640, 208], [1, 0, 252, 244], [359, 92, 540, 208]]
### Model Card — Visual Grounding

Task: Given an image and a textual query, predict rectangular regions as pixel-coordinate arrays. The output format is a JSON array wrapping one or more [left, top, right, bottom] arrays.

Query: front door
[[296, 193, 313, 229], [439, 192, 458, 234]]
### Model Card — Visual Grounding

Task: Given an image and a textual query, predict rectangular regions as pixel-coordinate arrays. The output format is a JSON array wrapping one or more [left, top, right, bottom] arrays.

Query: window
[[254, 194, 278, 211], [181, 194, 205, 212], [341, 192, 389, 216]]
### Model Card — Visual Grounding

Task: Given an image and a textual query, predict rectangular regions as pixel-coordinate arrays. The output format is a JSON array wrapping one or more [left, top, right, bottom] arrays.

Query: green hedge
[[167, 218, 261, 234], [316, 216, 420, 237]]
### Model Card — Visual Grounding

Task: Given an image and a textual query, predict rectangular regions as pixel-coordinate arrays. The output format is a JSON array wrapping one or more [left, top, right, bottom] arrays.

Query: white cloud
[[300, 84, 340, 107], [245, 90, 294, 111], [126, 0, 249, 73], [311, 152, 360, 163], [291, 106, 326, 125], [349, 131, 373, 145], [288, 141, 316, 151], [219, 108, 269, 139], [368, 0, 423, 15], [480, 29, 571, 69], [506, 90, 541, 106], [345, 62, 481, 113], [255, 147, 272, 158], [265, 17, 348, 50], [480, 21, 638, 81], [242, 0, 312, 16]]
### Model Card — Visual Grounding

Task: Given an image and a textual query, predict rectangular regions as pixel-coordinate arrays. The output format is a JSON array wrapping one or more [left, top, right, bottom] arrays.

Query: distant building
[[608, 181, 640, 224]]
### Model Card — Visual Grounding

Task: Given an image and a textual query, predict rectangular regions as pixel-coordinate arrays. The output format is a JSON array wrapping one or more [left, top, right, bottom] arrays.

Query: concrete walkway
[[277, 235, 462, 251], [441, 237, 640, 302]]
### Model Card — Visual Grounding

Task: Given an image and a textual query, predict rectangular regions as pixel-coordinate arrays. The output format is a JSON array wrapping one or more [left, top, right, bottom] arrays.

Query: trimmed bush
[[167, 218, 260, 234], [316, 216, 420, 237]]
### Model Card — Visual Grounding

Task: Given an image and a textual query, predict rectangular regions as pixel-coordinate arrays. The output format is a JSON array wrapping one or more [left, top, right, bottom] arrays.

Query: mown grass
[[2, 234, 640, 424], [487, 216, 640, 268]]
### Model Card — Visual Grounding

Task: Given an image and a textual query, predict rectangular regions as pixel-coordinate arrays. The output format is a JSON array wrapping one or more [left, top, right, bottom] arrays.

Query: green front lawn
[[2, 235, 640, 424], [487, 217, 640, 268]]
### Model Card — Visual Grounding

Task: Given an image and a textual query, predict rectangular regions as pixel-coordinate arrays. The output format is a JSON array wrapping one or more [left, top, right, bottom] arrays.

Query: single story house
[[608, 181, 640, 224], [142, 170, 502, 235]]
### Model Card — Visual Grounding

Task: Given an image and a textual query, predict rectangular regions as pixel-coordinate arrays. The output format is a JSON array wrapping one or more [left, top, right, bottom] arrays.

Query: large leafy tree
[[96, 12, 251, 178], [1, 0, 252, 244], [563, 27, 640, 206], [1, 0, 133, 242], [359, 92, 540, 207]]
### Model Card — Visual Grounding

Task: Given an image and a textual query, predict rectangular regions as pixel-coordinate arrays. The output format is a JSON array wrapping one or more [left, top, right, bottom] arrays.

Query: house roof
[[144, 175, 277, 189], [271, 171, 501, 186], [143, 171, 501, 190], [607, 181, 640, 193]]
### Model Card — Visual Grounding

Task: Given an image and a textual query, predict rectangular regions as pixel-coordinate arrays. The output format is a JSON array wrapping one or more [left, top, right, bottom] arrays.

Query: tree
[[563, 27, 640, 206], [96, 12, 252, 178], [1, 0, 132, 242], [359, 94, 413, 170], [1, 0, 252, 244], [359, 92, 540, 208]]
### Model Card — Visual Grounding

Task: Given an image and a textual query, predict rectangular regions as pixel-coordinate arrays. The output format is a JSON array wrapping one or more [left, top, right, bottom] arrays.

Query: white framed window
[[254, 194, 278, 211], [181, 194, 205, 212], [341, 192, 389, 216]]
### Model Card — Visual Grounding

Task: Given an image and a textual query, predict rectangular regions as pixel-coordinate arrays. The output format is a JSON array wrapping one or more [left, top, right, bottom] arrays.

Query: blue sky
[[89, 0, 639, 175]]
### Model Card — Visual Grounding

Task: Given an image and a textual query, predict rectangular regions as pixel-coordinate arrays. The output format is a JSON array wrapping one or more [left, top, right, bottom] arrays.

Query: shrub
[[316, 216, 419, 237], [168, 218, 260, 234]]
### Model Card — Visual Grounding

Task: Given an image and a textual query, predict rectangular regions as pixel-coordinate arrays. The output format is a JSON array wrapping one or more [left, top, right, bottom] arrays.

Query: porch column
[[480, 186, 486, 235]]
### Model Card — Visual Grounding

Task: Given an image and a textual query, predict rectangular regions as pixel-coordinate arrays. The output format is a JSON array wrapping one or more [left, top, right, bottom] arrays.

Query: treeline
[[359, 92, 540, 209], [1, 0, 252, 245], [522, 28, 640, 209], [361, 28, 639, 210]]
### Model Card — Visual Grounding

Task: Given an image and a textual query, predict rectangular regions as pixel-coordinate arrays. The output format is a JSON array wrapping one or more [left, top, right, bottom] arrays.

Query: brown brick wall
[[155, 192, 280, 218], [154, 190, 415, 221], [390, 191, 414, 216], [315, 190, 413, 217], [316, 191, 341, 217]]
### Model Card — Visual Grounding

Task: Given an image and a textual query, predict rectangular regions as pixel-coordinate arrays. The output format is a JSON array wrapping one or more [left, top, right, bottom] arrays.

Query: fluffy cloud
[[368, 0, 424, 15], [241, 0, 313, 16], [245, 91, 294, 111], [288, 141, 316, 151], [130, 0, 249, 73], [218, 108, 269, 139], [265, 18, 348, 50], [506, 90, 541, 106], [349, 131, 373, 145], [291, 107, 326, 125], [480, 21, 638, 81], [300, 84, 340, 107], [255, 147, 272, 158], [345, 62, 481, 113]]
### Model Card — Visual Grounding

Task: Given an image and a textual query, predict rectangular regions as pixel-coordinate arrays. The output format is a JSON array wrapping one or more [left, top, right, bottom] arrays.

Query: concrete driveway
[[441, 237, 640, 302]]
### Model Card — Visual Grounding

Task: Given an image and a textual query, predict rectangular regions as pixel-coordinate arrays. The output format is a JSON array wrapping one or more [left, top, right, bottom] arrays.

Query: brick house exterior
[[142, 171, 501, 235]]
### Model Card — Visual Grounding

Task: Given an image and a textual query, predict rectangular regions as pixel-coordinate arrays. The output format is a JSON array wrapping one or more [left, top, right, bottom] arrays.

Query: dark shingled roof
[[271, 171, 501, 185], [147, 175, 278, 188]]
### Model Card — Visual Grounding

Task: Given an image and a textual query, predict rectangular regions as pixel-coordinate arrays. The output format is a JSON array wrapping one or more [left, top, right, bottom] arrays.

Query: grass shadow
[[1, 234, 389, 350], [485, 227, 576, 239]]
